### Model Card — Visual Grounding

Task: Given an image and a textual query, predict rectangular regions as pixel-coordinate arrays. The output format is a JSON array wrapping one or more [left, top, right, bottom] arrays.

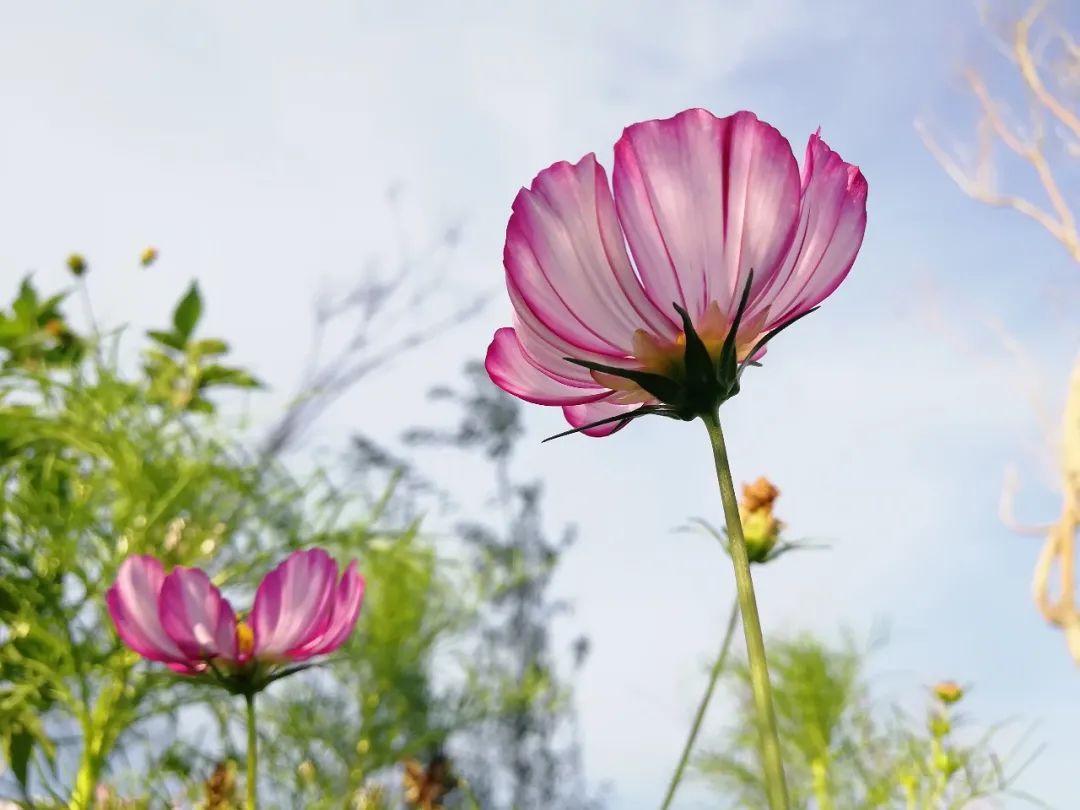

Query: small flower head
[[738, 476, 784, 563], [933, 680, 964, 705], [485, 108, 868, 438], [106, 549, 364, 693], [140, 246, 159, 267], [203, 761, 237, 809], [403, 754, 457, 810], [67, 253, 88, 277]]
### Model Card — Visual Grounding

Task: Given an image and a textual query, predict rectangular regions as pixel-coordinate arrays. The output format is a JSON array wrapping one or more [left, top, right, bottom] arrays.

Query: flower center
[[236, 620, 255, 656]]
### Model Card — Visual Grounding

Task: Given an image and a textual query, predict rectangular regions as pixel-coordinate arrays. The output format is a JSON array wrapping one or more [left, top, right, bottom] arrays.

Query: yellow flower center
[[236, 620, 255, 656]]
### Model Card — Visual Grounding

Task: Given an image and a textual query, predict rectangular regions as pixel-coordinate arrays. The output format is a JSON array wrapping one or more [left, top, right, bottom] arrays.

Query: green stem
[[701, 411, 789, 810], [659, 597, 740, 810], [245, 693, 258, 810]]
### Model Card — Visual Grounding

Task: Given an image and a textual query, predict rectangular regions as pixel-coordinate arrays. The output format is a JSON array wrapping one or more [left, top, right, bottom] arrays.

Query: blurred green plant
[[697, 633, 1044, 809], [0, 265, 497, 809]]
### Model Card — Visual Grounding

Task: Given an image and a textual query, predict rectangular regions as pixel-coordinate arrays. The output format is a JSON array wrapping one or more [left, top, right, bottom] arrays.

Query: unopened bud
[[933, 680, 964, 705], [741, 507, 783, 563], [67, 253, 88, 277], [140, 246, 158, 267]]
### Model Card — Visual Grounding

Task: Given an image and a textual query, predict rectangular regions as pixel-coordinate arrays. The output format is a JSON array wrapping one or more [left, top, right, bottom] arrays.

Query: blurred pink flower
[[106, 549, 363, 678], [485, 108, 868, 436]]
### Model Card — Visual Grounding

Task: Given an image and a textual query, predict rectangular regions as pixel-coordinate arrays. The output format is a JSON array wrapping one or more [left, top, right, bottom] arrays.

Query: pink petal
[[106, 556, 188, 664], [562, 397, 642, 438], [504, 154, 677, 358], [757, 131, 868, 327], [293, 560, 365, 659], [159, 567, 238, 664], [613, 109, 801, 323], [485, 327, 609, 406], [251, 549, 336, 659]]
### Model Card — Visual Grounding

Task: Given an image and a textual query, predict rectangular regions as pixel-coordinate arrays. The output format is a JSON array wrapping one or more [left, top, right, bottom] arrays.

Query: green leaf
[[186, 397, 216, 414], [12, 277, 38, 325], [190, 338, 229, 357], [147, 330, 186, 351], [172, 282, 203, 341], [9, 729, 33, 790], [198, 364, 262, 389]]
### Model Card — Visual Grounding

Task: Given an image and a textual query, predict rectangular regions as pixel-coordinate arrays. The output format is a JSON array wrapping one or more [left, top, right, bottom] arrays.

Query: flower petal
[[293, 560, 365, 658], [504, 154, 676, 358], [486, 327, 609, 406], [106, 556, 187, 664], [562, 397, 643, 438], [159, 567, 238, 664], [757, 131, 868, 327], [251, 549, 337, 660], [613, 109, 801, 322]]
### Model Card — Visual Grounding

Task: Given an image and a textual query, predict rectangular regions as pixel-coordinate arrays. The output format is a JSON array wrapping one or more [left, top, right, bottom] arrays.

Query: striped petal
[[293, 560, 365, 659], [159, 567, 238, 664], [613, 109, 801, 323], [504, 154, 676, 358], [106, 556, 187, 665], [251, 549, 337, 660], [756, 131, 868, 327], [486, 327, 608, 406]]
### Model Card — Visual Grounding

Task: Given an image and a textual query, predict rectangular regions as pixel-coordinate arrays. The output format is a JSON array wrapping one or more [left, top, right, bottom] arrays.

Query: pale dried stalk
[[920, 0, 1080, 665]]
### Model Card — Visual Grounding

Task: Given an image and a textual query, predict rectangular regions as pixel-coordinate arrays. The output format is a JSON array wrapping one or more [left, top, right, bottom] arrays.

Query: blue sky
[[1, 1, 1079, 807]]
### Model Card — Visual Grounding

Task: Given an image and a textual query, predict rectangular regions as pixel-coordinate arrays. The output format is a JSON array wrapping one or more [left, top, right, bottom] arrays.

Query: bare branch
[[920, 0, 1080, 666], [1014, 1, 1080, 141]]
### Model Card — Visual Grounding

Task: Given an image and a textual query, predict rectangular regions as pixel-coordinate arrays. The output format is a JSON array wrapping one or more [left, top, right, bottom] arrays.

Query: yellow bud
[[933, 680, 964, 705], [66, 253, 87, 277], [140, 246, 158, 267], [297, 760, 316, 782]]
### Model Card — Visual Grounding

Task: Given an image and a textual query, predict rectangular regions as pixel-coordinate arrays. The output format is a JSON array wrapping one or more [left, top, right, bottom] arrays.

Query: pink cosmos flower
[[106, 549, 364, 679], [485, 108, 868, 437]]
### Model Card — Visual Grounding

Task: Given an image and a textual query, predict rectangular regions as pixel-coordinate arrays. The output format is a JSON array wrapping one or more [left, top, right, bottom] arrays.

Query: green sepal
[[542, 404, 669, 442], [672, 302, 714, 392], [717, 269, 755, 382], [563, 357, 683, 404]]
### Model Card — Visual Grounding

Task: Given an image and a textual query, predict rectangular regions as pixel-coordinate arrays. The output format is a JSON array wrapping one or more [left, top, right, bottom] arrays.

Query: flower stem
[[245, 692, 258, 810], [659, 596, 740, 810], [701, 411, 789, 810]]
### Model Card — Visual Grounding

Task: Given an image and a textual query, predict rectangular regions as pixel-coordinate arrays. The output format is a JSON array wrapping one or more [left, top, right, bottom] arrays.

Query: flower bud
[[933, 680, 964, 705], [741, 507, 783, 563], [67, 253, 87, 277], [140, 246, 158, 267]]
